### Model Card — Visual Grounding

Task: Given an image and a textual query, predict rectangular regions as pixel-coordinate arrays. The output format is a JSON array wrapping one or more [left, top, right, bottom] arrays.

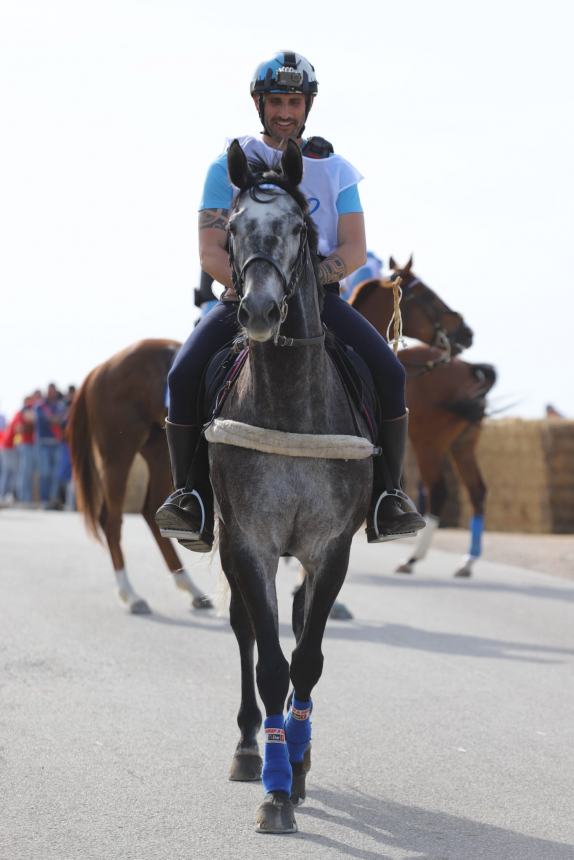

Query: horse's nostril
[[265, 301, 281, 326], [238, 296, 281, 333], [237, 301, 249, 327]]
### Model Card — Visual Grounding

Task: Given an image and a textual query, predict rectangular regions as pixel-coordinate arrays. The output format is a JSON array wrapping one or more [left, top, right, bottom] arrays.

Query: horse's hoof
[[192, 595, 213, 610], [229, 751, 262, 781], [255, 792, 297, 834], [130, 599, 152, 615], [395, 562, 414, 574], [329, 601, 353, 621], [454, 566, 472, 578], [290, 760, 307, 806]]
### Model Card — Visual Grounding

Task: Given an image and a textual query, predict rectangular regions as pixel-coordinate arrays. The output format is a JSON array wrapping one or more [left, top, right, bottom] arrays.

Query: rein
[[394, 273, 454, 371]]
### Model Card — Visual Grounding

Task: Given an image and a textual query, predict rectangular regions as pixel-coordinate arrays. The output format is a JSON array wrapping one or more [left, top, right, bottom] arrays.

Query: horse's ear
[[227, 139, 251, 190], [389, 255, 397, 270], [406, 254, 414, 271], [281, 139, 303, 187]]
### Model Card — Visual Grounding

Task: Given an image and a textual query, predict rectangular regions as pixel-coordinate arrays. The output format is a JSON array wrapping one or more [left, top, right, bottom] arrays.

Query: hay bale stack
[[544, 420, 574, 533], [445, 419, 574, 533]]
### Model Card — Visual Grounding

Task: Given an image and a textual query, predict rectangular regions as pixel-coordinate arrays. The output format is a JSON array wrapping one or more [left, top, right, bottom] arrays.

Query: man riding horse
[[155, 51, 425, 548]]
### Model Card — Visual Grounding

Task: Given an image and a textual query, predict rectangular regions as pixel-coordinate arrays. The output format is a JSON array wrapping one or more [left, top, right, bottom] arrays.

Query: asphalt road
[[1, 510, 573, 860]]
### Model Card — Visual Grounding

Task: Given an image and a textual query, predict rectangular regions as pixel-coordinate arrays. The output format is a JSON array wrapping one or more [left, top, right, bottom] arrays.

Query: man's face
[[256, 93, 308, 144]]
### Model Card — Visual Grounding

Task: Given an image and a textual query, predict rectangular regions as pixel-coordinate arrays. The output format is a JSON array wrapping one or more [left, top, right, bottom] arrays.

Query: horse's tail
[[444, 362, 497, 423], [67, 373, 103, 541]]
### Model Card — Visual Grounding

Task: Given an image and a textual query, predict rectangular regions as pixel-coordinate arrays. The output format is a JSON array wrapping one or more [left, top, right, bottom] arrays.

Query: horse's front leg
[[227, 584, 263, 781], [287, 537, 352, 805], [220, 533, 295, 834]]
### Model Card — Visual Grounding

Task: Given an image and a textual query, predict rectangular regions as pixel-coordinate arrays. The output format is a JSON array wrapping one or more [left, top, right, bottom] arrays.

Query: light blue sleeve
[[198, 154, 233, 211], [336, 183, 363, 215]]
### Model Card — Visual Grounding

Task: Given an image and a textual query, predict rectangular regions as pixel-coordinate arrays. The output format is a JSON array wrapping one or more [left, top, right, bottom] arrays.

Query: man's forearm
[[317, 246, 366, 286], [198, 208, 234, 291], [199, 245, 234, 291]]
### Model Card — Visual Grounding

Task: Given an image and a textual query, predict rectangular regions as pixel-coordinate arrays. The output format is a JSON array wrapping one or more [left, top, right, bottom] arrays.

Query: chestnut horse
[[67, 339, 212, 614], [350, 257, 496, 577]]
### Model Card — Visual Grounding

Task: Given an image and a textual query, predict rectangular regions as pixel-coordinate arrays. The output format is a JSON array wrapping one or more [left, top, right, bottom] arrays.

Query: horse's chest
[[209, 445, 371, 537]]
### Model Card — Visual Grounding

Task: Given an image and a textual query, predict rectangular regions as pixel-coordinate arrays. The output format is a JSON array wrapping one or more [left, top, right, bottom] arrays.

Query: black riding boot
[[366, 412, 426, 543], [155, 420, 214, 552]]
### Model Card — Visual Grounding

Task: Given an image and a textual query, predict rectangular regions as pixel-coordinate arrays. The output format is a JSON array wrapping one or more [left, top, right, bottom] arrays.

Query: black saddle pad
[[202, 342, 247, 420], [201, 335, 379, 440], [325, 333, 380, 441]]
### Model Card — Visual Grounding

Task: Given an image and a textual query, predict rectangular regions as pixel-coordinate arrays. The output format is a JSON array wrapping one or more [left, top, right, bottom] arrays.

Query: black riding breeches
[[167, 295, 406, 425], [322, 292, 406, 420]]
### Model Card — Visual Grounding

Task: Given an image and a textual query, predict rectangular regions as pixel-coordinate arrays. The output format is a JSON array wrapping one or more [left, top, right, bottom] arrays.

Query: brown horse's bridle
[[393, 273, 461, 375]]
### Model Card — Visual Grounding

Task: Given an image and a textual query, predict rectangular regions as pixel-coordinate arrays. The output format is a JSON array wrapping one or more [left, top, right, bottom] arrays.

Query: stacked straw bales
[[405, 418, 574, 534]]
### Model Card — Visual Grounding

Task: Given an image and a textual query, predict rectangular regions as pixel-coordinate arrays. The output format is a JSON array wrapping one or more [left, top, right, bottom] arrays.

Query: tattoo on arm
[[199, 208, 229, 231], [318, 254, 347, 285]]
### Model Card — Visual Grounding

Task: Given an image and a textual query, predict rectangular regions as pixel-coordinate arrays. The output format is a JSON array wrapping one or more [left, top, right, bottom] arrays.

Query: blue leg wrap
[[469, 514, 484, 558], [262, 714, 292, 795], [285, 697, 312, 763]]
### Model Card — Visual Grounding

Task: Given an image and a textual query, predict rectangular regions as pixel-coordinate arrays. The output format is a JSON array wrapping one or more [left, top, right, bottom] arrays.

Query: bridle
[[228, 184, 324, 347], [400, 273, 456, 355]]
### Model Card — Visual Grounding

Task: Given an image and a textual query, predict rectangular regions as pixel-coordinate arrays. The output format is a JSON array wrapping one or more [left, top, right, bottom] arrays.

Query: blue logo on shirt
[[307, 198, 320, 215]]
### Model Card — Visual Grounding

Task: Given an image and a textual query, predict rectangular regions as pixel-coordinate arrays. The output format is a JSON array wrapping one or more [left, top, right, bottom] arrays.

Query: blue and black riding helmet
[[250, 51, 318, 136]]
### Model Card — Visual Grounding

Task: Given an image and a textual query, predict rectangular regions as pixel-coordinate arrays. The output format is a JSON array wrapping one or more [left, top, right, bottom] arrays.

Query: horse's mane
[[348, 278, 383, 308]]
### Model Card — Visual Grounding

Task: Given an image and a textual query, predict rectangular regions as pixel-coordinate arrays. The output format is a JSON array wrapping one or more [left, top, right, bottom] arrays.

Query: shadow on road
[[141, 611, 574, 664], [297, 784, 573, 859], [320, 620, 574, 663], [352, 570, 574, 604]]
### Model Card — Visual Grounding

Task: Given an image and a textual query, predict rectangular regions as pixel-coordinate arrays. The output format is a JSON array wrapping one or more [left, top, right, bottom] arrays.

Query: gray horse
[[207, 139, 374, 834]]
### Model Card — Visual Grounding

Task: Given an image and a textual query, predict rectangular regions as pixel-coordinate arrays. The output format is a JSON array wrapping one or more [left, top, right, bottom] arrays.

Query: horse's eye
[[228, 222, 236, 235]]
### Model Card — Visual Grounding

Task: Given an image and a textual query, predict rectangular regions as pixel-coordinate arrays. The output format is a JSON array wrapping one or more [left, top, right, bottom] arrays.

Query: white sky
[[1, 0, 573, 419]]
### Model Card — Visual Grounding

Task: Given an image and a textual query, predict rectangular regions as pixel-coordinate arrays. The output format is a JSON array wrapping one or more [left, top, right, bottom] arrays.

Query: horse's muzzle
[[455, 323, 474, 351], [238, 295, 282, 342]]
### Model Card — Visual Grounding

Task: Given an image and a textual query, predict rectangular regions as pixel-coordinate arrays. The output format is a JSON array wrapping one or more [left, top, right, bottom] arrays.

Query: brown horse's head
[[386, 256, 473, 354]]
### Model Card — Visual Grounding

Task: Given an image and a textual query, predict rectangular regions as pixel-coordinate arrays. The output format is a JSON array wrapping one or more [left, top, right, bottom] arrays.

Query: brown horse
[[68, 338, 212, 614], [350, 257, 496, 577]]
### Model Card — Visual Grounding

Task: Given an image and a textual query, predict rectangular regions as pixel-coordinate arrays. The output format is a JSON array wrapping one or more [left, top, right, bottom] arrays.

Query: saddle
[[201, 334, 380, 442]]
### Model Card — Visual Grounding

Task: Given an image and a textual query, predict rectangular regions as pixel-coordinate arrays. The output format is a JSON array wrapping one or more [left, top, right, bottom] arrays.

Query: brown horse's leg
[[450, 423, 486, 515], [449, 423, 487, 577], [139, 428, 212, 609], [98, 450, 151, 615], [395, 438, 448, 574]]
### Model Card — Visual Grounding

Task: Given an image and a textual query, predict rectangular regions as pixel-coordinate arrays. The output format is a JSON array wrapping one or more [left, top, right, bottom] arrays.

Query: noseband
[[400, 274, 456, 354], [229, 217, 308, 305]]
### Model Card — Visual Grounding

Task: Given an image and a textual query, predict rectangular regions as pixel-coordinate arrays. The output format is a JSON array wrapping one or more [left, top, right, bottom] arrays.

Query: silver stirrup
[[158, 489, 206, 541]]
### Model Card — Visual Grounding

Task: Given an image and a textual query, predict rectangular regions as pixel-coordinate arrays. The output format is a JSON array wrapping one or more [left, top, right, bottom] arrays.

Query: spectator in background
[[13, 396, 36, 504], [0, 412, 18, 503], [34, 383, 66, 508], [58, 384, 77, 510]]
